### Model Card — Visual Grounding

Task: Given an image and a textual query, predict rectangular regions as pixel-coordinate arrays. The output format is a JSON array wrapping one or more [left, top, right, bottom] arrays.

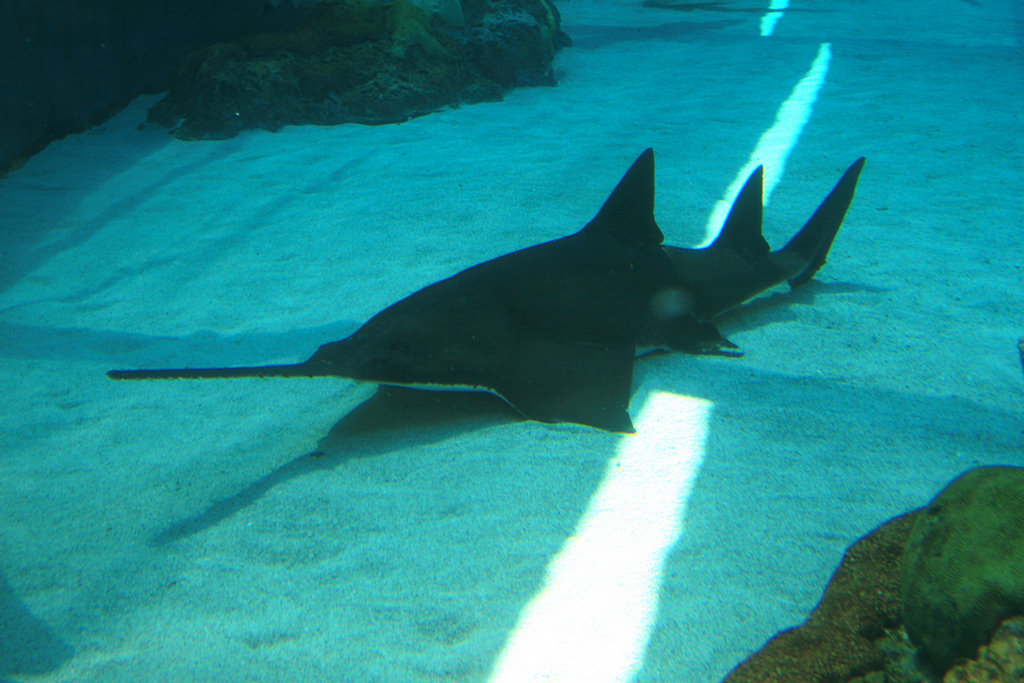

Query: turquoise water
[[1, 1, 1021, 681]]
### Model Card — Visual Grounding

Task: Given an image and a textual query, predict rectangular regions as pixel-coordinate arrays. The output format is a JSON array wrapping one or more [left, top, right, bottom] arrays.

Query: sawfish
[[109, 150, 865, 432]]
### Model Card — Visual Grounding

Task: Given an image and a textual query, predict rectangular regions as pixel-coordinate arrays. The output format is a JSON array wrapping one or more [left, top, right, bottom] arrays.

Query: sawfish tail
[[783, 156, 866, 288], [107, 364, 319, 380]]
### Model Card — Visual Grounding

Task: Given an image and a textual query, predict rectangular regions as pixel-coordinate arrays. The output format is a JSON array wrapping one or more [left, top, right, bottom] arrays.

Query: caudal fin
[[782, 157, 866, 288]]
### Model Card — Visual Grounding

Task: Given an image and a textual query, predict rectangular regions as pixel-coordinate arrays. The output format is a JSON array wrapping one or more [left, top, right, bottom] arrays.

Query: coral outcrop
[[943, 616, 1024, 683], [901, 466, 1024, 673], [720, 512, 916, 683], [147, 0, 569, 139], [720, 465, 1024, 683]]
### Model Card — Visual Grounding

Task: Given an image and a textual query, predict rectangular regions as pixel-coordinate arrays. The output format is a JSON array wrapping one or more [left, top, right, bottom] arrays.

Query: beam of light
[[702, 42, 832, 244], [760, 0, 789, 37], [488, 392, 713, 683]]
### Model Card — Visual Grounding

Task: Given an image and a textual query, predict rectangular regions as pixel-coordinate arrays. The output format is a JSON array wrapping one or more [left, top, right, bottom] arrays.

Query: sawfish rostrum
[[109, 150, 865, 432]]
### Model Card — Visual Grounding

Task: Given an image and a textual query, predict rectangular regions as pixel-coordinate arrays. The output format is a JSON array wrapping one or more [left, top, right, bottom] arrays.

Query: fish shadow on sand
[[148, 386, 521, 546], [0, 573, 73, 679]]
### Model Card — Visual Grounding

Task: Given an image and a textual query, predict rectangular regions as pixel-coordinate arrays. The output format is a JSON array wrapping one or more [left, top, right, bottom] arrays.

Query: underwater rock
[[720, 467, 1024, 683], [147, 0, 567, 139], [943, 616, 1024, 683], [900, 466, 1024, 674], [721, 511, 918, 683], [269, 0, 466, 22]]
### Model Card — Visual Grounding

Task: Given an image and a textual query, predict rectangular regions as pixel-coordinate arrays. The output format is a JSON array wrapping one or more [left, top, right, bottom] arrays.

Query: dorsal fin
[[583, 148, 664, 246], [711, 165, 769, 257]]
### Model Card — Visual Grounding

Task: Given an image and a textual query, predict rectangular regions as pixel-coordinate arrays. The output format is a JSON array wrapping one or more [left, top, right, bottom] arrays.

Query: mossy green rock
[[900, 466, 1024, 673]]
